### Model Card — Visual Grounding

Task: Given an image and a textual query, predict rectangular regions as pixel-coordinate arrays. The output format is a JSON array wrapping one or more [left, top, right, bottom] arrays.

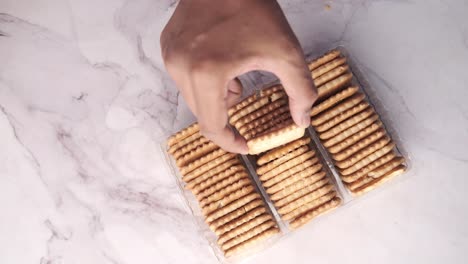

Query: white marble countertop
[[1, 0, 467, 263]]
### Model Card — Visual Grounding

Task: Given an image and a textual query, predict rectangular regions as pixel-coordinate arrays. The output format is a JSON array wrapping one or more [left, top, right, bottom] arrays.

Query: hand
[[160, 0, 317, 154]]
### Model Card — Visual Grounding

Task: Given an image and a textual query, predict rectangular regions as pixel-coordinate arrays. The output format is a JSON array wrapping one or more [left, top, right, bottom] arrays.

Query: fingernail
[[301, 112, 310, 128]]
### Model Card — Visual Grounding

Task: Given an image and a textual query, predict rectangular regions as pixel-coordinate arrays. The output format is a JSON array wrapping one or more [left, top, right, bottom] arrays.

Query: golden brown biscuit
[[186, 164, 244, 191], [215, 207, 267, 236], [315, 102, 370, 133], [273, 177, 329, 207], [232, 98, 288, 130], [180, 149, 227, 175], [185, 158, 241, 187], [217, 214, 272, 245], [289, 197, 341, 229], [202, 185, 256, 215], [308, 50, 341, 70], [340, 142, 396, 176], [259, 151, 316, 181], [243, 112, 292, 140], [256, 145, 309, 176], [228, 85, 283, 116], [311, 57, 347, 79], [317, 73, 353, 100], [341, 152, 396, 183], [167, 123, 199, 147], [282, 191, 336, 221], [195, 173, 249, 199], [327, 123, 383, 153], [238, 105, 289, 135], [176, 142, 219, 167], [224, 227, 279, 257], [270, 171, 327, 201], [276, 184, 335, 214], [183, 153, 237, 182], [314, 65, 349, 87], [335, 136, 391, 169], [247, 122, 305, 155], [172, 136, 210, 160], [264, 159, 321, 189], [221, 220, 276, 251], [368, 156, 405, 178], [310, 86, 359, 116], [257, 137, 311, 166], [209, 199, 264, 231], [229, 92, 286, 124], [322, 115, 379, 148], [206, 193, 262, 222], [332, 129, 387, 161], [168, 132, 202, 155], [319, 108, 375, 140], [311, 93, 366, 126], [350, 165, 406, 196]]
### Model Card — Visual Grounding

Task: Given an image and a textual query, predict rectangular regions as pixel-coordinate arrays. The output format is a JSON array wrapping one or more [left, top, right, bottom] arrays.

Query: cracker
[[270, 171, 327, 201], [315, 102, 370, 133], [238, 105, 289, 135], [202, 185, 256, 215], [215, 207, 267, 236], [167, 123, 199, 147], [183, 153, 237, 182], [185, 158, 240, 187], [220, 220, 276, 251], [257, 137, 311, 166], [195, 173, 250, 199], [168, 132, 201, 155], [259, 150, 315, 181], [332, 130, 387, 161], [311, 93, 366, 126], [290, 197, 341, 229], [341, 152, 396, 183], [282, 191, 336, 221], [335, 136, 392, 169], [340, 142, 396, 176], [224, 227, 279, 257], [209, 199, 264, 231], [218, 214, 272, 245], [243, 112, 292, 140], [228, 85, 283, 116], [172, 136, 210, 160], [180, 149, 228, 175], [313, 65, 349, 87], [232, 98, 288, 130], [256, 145, 309, 176], [277, 184, 335, 215], [186, 164, 244, 190], [311, 57, 347, 79], [176, 142, 219, 167], [206, 193, 261, 222], [350, 165, 406, 196], [310, 86, 359, 116], [317, 73, 353, 100], [308, 50, 341, 70], [263, 159, 321, 189], [322, 115, 379, 148], [229, 91, 286, 124], [327, 123, 383, 153], [319, 108, 375, 140], [368, 156, 405, 178], [247, 122, 306, 155], [274, 178, 330, 208]]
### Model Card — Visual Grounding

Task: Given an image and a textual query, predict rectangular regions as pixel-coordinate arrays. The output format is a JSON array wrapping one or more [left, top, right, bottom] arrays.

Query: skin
[[160, 0, 317, 154]]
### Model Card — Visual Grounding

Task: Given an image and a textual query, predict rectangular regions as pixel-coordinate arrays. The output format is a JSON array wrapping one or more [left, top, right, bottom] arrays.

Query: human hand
[[160, 0, 317, 154]]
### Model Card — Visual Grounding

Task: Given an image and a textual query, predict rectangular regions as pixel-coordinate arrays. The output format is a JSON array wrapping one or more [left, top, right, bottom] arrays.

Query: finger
[[226, 78, 243, 108]]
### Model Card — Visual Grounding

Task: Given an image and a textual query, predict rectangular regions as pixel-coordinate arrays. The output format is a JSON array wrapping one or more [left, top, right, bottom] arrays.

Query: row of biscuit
[[308, 50, 407, 196], [167, 124, 279, 257]]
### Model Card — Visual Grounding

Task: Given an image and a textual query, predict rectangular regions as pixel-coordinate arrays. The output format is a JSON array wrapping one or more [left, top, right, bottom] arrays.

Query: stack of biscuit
[[308, 50, 407, 196], [254, 137, 341, 229], [228, 85, 305, 155], [167, 123, 280, 257]]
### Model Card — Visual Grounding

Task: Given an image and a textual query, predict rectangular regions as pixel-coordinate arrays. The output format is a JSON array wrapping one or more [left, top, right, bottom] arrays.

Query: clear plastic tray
[[161, 45, 411, 263]]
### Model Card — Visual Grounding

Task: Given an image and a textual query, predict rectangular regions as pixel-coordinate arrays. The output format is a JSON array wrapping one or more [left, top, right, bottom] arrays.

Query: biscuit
[[341, 152, 396, 183], [167, 123, 199, 147], [319, 108, 375, 140], [221, 220, 276, 251], [340, 142, 395, 176], [229, 92, 286, 124], [259, 151, 315, 181], [168, 132, 202, 155], [332, 129, 387, 161], [322, 115, 379, 148], [238, 105, 289, 135], [256, 145, 309, 176], [195, 173, 249, 199], [185, 158, 241, 187], [232, 98, 288, 130], [311, 93, 366, 126], [317, 73, 353, 100], [228, 85, 284, 116], [217, 214, 272, 245], [313, 65, 349, 87], [270, 171, 327, 201], [257, 137, 311, 166], [311, 57, 347, 79], [243, 111, 292, 140], [277, 184, 335, 215], [206, 193, 261, 223], [282, 191, 336, 221], [275, 178, 330, 208], [310, 86, 359, 116], [368, 156, 405, 178], [327, 123, 383, 153], [176, 142, 219, 167], [172, 136, 210, 160], [224, 227, 279, 257], [186, 164, 244, 190], [202, 185, 255, 215], [263, 159, 321, 189], [180, 148, 228, 175], [215, 207, 267, 236], [209, 199, 264, 231], [308, 50, 341, 70], [289, 197, 341, 229], [335, 136, 391, 169], [247, 122, 305, 155], [315, 102, 370, 133], [183, 153, 237, 182], [350, 165, 406, 196]]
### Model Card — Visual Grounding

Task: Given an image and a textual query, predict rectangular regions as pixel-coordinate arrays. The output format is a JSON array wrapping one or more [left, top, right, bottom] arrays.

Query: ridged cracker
[[209, 199, 264, 231], [335, 136, 391, 169], [341, 152, 396, 183], [263, 159, 320, 189], [183, 153, 237, 182], [327, 122, 383, 152], [311, 57, 347, 79], [322, 115, 379, 148], [185, 158, 240, 187], [220, 220, 276, 251], [176, 142, 219, 167], [224, 227, 279, 257], [340, 142, 396, 176], [195, 173, 249, 200], [206, 193, 261, 223], [256, 145, 309, 176], [317, 73, 354, 100], [274, 177, 329, 207], [270, 171, 327, 201], [168, 132, 202, 155], [215, 207, 267, 236], [167, 123, 199, 147], [180, 148, 228, 175], [202, 185, 255, 215], [186, 163, 244, 190], [314, 65, 349, 87], [259, 151, 316, 181], [311, 93, 366, 126], [232, 98, 288, 130], [217, 214, 272, 245], [282, 191, 336, 221], [277, 184, 335, 215], [247, 122, 305, 155], [228, 85, 283, 116], [290, 197, 341, 229], [243, 112, 292, 140], [368, 156, 405, 178], [350, 165, 406, 196], [229, 92, 286, 124], [315, 102, 370, 132], [238, 105, 289, 135], [332, 129, 387, 161], [172, 136, 210, 160], [319, 108, 375, 140], [257, 137, 311, 166], [310, 86, 359, 116], [308, 50, 341, 70]]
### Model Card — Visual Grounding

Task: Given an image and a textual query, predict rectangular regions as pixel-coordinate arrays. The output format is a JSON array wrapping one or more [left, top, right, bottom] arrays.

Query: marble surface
[[1, 0, 468, 263]]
